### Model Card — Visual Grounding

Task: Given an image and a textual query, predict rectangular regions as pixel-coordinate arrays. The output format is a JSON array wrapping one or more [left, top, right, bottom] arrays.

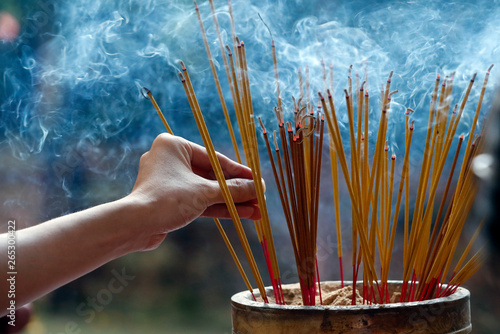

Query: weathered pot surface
[[231, 281, 471, 334]]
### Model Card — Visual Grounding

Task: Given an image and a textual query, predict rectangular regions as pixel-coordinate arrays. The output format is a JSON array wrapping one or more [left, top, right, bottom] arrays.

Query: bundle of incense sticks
[[140, 86, 257, 301], [190, 0, 285, 304], [144, 0, 493, 306], [143, 1, 285, 305], [258, 106, 325, 306], [317, 64, 492, 304]]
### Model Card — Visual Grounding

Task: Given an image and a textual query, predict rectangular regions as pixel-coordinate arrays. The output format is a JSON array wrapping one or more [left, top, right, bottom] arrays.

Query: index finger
[[186, 140, 253, 180]]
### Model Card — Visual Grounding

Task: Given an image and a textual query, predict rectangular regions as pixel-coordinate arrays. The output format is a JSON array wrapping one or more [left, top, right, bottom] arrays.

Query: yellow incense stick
[[179, 66, 268, 301], [143, 86, 255, 298]]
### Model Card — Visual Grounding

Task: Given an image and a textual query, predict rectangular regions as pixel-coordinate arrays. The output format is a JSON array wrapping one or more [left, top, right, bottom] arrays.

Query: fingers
[[205, 177, 258, 205], [260, 177, 266, 193], [187, 140, 253, 179], [148, 134, 265, 223], [202, 203, 261, 221], [216, 152, 253, 179], [155, 133, 253, 180], [200, 177, 263, 220]]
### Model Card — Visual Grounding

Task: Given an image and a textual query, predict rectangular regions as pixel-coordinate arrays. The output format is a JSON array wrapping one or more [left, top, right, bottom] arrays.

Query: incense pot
[[231, 281, 471, 334]]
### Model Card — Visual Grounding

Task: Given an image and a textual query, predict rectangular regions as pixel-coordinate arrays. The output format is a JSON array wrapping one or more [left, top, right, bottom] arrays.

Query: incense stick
[[194, 1, 241, 164], [142, 87, 257, 300], [179, 66, 268, 302]]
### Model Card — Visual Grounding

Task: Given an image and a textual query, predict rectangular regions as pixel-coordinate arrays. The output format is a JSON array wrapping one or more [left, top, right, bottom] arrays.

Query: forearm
[[0, 134, 260, 316], [0, 196, 146, 315]]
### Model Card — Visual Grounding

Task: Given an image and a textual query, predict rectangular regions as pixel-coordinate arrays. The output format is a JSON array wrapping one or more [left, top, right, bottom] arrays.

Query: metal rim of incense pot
[[231, 280, 471, 334]]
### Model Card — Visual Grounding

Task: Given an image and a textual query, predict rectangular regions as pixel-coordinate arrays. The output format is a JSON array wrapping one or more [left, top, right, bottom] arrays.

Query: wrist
[[118, 191, 173, 253], [111, 194, 154, 254]]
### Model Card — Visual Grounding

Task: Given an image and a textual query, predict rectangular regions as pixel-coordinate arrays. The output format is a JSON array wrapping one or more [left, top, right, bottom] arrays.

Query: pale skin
[[0, 133, 261, 316]]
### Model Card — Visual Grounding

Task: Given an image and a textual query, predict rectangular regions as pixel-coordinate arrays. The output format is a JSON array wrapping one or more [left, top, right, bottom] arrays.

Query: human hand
[[126, 133, 261, 250]]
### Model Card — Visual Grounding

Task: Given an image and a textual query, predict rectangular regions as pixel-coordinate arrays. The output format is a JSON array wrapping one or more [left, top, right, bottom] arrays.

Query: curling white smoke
[[0, 0, 498, 264]]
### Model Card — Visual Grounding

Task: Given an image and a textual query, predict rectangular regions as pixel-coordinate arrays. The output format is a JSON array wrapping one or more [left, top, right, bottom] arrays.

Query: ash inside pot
[[259, 282, 403, 306]]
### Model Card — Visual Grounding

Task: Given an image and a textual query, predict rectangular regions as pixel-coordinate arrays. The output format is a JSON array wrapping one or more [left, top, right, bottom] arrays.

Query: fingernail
[[250, 205, 257, 217], [242, 205, 256, 218], [261, 177, 266, 192]]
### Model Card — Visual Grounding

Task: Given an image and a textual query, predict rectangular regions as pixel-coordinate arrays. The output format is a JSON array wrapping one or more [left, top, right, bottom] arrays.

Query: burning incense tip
[[273, 130, 279, 149], [180, 60, 187, 71], [392, 154, 396, 160], [487, 64, 494, 72], [387, 70, 393, 83], [258, 12, 274, 42], [194, 1, 199, 10], [140, 87, 151, 100], [178, 72, 185, 82], [258, 116, 266, 133]]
